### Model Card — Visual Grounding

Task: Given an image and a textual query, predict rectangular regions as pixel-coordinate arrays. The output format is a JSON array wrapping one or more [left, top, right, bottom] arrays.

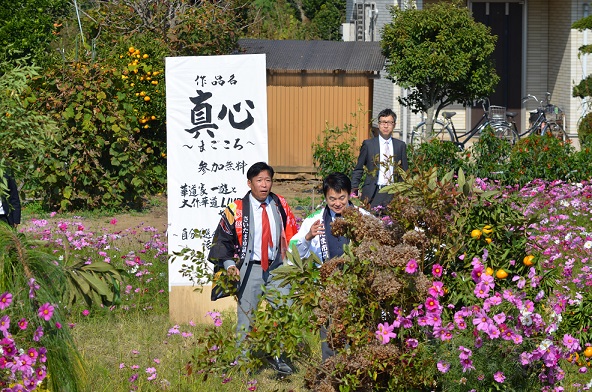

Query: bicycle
[[506, 92, 569, 141], [409, 100, 516, 149]]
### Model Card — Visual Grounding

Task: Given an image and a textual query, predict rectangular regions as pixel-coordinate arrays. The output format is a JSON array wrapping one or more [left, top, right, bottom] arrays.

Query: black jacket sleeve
[[207, 208, 238, 265]]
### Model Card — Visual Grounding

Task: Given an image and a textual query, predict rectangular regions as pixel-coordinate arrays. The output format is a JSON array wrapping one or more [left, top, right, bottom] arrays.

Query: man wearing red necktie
[[208, 162, 298, 375]]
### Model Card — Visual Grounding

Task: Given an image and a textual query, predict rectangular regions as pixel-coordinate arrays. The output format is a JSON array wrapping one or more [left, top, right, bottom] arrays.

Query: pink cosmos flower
[[493, 371, 505, 383], [247, 379, 258, 391], [28, 278, 40, 298], [493, 312, 506, 325], [82, 309, 90, 316], [167, 325, 180, 336], [425, 297, 440, 312], [0, 292, 13, 310], [471, 264, 484, 282], [18, 318, 28, 330], [437, 361, 450, 373], [458, 346, 472, 360], [405, 259, 418, 274], [406, 338, 418, 348], [428, 281, 445, 297], [110, 218, 118, 225], [562, 334, 581, 351], [474, 282, 490, 299], [38, 303, 54, 321], [50, 211, 57, 217], [27, 348, 38, 361], [375, 322, 397, 344], [460, 358, 475, 372], [33, 326, 44, 342], [432, 264, 443, 278]]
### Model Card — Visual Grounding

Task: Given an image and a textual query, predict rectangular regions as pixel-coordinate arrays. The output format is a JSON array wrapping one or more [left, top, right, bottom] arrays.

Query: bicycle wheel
[[409, 120, 454, 146], [542, 122, 569, 141], [491, 122, 518, 144]]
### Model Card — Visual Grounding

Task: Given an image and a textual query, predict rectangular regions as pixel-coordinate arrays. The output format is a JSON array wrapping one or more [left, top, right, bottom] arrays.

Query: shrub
[[312, 116, 360, 181], [407, 139, 469, 179], [30, 47, 166, 211], [467, 125, 513, 182], [577, 111, 592, 147], [569, 145, 592, 182], [0, 61, 59, 183], [505, 135, 575, 186]]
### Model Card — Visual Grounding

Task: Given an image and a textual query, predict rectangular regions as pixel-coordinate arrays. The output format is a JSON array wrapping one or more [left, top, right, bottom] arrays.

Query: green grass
[[71, 308, 314, 391]]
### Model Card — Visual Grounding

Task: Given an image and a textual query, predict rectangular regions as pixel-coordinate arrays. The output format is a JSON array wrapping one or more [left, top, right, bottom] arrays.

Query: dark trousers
[[320, 324, 334, 361], [370, 186, 394, 211]]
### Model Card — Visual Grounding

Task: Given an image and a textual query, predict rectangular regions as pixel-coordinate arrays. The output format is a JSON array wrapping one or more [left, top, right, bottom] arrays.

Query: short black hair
[[378, 108, 397, 122], [247, 162, 275, 180], [323, 172, 351, 196]]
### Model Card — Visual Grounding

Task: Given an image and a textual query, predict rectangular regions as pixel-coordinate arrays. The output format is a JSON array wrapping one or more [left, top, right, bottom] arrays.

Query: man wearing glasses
[[351, 108, 408, 210]]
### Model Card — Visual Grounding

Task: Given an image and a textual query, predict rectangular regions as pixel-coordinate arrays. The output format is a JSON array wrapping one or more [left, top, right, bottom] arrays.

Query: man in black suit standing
[[0, 172, 21, 228], [351, 108, 408, 210]]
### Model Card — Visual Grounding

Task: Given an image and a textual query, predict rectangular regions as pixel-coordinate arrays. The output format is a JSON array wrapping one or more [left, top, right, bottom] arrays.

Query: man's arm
[[351, 140, 370, 195], [289, 210, 323, 259], [208, 207, 239, 271], [395, 140, 409, 172]]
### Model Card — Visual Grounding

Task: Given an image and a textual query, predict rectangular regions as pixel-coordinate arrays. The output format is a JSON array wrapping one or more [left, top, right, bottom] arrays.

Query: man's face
[[378, 115, 396, 139], [326, 188, 349, 215], [248, 170, 273, 202]]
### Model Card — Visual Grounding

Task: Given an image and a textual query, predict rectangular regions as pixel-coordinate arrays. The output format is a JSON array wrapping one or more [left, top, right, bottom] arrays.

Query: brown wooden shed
[[238, 39, 386, 177]]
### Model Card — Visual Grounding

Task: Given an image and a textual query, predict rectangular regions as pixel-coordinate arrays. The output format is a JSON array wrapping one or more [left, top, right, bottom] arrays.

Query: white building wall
[[524, 0, 549, 121], [567, 0, 590, 145]]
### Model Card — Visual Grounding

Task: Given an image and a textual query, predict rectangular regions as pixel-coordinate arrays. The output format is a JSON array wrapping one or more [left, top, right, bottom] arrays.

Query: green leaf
[[78, 270, 112, 296], [63, 186, 72, 199]]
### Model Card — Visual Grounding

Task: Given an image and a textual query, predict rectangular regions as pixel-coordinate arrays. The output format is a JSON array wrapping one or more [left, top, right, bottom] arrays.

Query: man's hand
[[227, 265, 240, 277], [305, 219, 324, 241]]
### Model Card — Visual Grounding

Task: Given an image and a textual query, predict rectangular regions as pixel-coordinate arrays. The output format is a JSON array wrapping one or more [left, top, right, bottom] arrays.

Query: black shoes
[[266, 355, 293, 375]]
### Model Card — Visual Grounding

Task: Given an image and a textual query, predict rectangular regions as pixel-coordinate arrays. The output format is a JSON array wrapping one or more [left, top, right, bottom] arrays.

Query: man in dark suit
[[351, 108, 408, 210], [0, 173, 21, 228]]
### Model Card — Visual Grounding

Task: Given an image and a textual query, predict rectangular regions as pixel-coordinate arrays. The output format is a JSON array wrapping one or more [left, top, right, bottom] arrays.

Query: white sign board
[[166, 54, 268, 288]]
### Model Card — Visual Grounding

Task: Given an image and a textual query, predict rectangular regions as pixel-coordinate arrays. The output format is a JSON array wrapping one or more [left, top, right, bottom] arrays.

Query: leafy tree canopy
[[0, 0, 69, 68], [245, 0, 345, 40], [381, 1, 499, 126]]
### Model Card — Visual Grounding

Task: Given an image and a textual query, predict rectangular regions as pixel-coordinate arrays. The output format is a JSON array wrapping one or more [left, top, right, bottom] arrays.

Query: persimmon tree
[[381, 1, 499, 138]]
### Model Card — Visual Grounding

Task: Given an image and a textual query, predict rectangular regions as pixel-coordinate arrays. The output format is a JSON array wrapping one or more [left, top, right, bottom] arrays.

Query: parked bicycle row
[[408, 93, 568, 148]]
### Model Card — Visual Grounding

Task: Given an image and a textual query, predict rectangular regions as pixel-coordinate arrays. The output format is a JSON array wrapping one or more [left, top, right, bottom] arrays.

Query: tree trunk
[[424, 106, 436, 141]]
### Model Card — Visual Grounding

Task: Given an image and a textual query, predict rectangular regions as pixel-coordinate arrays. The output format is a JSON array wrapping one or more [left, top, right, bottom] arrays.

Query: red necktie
[[261, 202, 273, 271]]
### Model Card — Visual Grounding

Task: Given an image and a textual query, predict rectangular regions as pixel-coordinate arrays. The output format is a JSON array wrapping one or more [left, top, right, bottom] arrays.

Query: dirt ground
[[86, 179, 319, 233]]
